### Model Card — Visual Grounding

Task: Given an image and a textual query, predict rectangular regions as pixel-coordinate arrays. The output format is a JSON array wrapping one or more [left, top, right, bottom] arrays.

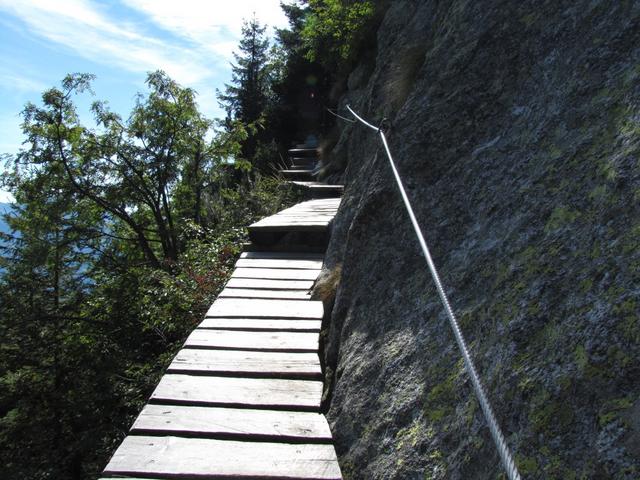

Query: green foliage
[[301, 0, 375, 70], [0, 71, 303, 479], [217, 17, 274, 170]]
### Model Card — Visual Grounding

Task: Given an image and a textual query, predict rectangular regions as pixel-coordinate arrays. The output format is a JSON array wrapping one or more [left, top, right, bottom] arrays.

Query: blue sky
[[0, 0, 289, 202]]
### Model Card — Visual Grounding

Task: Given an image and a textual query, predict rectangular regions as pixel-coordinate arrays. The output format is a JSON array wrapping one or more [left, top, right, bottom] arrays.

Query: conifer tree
[[217, 16, 272, 169]]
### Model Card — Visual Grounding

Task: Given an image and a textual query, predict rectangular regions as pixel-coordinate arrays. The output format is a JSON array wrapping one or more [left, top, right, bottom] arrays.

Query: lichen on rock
[[320, 1, 640, 479]]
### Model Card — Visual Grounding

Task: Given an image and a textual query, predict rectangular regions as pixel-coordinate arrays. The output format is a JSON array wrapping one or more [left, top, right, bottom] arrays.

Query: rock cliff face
[[318, 1, 640, 479]]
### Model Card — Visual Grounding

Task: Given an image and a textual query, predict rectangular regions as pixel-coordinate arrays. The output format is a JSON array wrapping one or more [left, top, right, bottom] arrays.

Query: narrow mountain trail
[[101, 148, 345, 479]]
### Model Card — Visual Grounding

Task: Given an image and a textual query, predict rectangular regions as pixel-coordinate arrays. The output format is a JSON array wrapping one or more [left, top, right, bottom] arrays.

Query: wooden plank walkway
[[102, 194, 343, 478], [248, 198, 341, 252]]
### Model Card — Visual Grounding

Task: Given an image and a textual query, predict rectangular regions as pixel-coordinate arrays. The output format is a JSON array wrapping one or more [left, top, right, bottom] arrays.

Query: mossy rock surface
[[322, 1, 640, 479]]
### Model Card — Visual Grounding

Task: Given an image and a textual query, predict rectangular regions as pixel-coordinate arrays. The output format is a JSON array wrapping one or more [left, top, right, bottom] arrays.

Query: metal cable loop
[[326, 107, 357, 123], [345, 104, 522, 480]]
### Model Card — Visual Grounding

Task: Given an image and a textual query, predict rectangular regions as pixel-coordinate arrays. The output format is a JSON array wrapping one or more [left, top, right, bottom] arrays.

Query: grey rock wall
[[320, 1, 640, 479]]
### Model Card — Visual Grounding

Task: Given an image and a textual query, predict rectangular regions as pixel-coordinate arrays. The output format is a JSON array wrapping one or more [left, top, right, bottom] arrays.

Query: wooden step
[[291, 159, 317, 169], [239, 251, 324, 261], [168, 348, 321, 378], [232, 267, 320, 280], [130, 404, 333, 442], [280, 169, 316, 180], [150, 374, 323, 410], [103, 436, 341, 479], [185, 329, 319, 352], [219, 287, 312, 300], [205, 298, 323, 319], [225, 277, 314, 290], [291, 181, 344, 198], [235, 257, 323, 270], [248, 199, 340, 250], [288, 148, 318, 157], [290, 164, 316, 170], [198, 317, 321, 332]]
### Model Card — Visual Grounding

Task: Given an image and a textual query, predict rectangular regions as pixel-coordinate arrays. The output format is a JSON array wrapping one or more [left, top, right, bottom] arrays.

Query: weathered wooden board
[[251, 200, 341, 223], [198, 317, 321, 332], [232, 267, 320, 280], [288, 148, 318, 154], [104, 436, 341, 479], [219, 287, 312, 300], [280, 169, 315, 174], [168, 349, 321, 378], [235, 258, 323, 270], [254, 216, 334, 221], [252, 218, 333, 224], [225, 277, 314, 290], [253, 214, 334, 219], [150, 374, 323, 410], [276, 207, 338, 211], [240, 251, 324, 260], [292, 181, 345, 189], [131, 404, 332, 441], [271, 207, 338, 212], [249, 224, 329, 233], [206, 299, 323, 319], [185, 329, 318, 352]]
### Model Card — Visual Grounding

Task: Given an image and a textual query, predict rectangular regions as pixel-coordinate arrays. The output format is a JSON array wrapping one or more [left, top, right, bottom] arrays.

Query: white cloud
[[0, 0, 213, 84], [0, 71, 48, 93], [0, 0, 287, 89], [0, 0, 289, 135], [121, 0, 289, 41]]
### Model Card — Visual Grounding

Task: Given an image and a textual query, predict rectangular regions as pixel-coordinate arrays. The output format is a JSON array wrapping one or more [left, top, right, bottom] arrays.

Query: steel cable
[[345, 104, 522, 480]]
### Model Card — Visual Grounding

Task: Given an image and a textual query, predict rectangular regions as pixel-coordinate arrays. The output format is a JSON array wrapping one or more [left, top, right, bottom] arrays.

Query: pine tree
[[217, 16, 272, 169]]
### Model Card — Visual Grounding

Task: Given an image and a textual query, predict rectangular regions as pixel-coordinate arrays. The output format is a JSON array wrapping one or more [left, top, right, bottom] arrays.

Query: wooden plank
[[292, 181, 344, 188], [251, 222, 330, 226], [219, 287, 312, 300], [168, 349, 321, 378], [225, 277, 314, 290], [280, 169, 315, 174], [249, 224, 329, 233], [104, 436, 341, 479], [257, 214, 335, 218], [198, 317, 321, 332], [150, 374, 323, 410], [240, 251, 324, 260], [131, 404, 332, 442], [254, 212, 335, 217], [232, 267, 320, 280], [206, 299, 323, 319], [235, 258, 323, 270], [288, 148, 318, 153], [185, 329, 318, 352], [257, 216, 331, 221]]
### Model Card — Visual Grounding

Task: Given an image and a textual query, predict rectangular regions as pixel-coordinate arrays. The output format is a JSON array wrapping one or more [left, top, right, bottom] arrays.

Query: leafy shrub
[[301, 0, 375, 71]]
